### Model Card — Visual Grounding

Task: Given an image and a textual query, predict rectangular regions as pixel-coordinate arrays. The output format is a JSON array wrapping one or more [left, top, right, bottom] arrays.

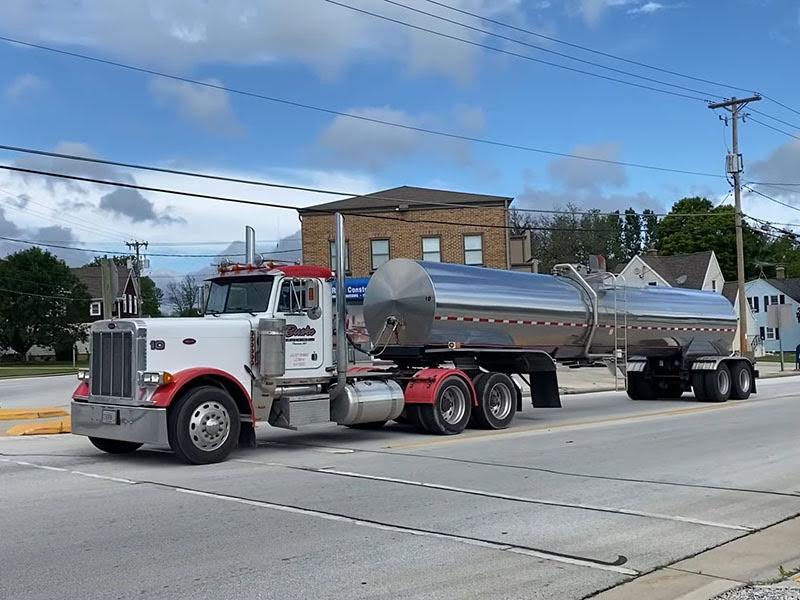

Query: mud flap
[[531, 371, 561, 408]]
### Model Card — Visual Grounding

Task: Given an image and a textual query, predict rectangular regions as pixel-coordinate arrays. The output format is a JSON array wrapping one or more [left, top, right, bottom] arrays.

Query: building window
[[371, 239, 390, 271], [422, 236, 441, 262], [463, 234, 483, 266], [711, 279, 717, 291], [648, 281, 657, 286], [329, 240, 350, 273], [89, 301, 102, 317], [770, 295, 779, 305], [748, 296, 760, 312], [766, 327, 776, 340]]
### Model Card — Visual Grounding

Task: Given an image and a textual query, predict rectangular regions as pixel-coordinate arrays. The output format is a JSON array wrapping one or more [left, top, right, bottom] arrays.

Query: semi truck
[[71, 216, 756, 464]]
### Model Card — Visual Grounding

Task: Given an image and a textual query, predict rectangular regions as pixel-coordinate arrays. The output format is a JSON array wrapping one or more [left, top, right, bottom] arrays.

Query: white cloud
[[547, 142, 627, 191], [574, 0, 636, 25], [0, 141, 377, 271], [149, 78, 243, 135], [318, 104, 490, 171], [4, 73, 47, 101], [0, 0, 550, 83], [628, 2, 666, 14]]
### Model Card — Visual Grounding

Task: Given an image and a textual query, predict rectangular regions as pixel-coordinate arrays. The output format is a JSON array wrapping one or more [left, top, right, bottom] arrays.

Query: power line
[[0, 286, 85, 302], [417, 0, 755, 95], [322, 0, 709, 102], [749, 108, 800, 132], [748, 117, 800, 141], [743, 185, 800, 214], [416, 0, 800, 120], [0, 233, 301, 258], [372, 0, 721, 99], [0, 145, 724, 219]]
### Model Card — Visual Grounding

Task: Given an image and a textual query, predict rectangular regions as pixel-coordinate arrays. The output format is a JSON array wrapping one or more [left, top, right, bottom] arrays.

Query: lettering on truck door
[[276, 278, 324, 371]]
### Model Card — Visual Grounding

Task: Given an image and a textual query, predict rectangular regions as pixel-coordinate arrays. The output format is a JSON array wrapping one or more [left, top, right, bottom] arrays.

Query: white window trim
[[89, 301, 102, 317], [422, 236, 441, 262], [463, 234, 484, 266], [371, 239, 390, 271]]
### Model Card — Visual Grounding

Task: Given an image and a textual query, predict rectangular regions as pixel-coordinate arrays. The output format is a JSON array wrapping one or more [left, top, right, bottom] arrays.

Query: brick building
[[298, 186, 512, 277]]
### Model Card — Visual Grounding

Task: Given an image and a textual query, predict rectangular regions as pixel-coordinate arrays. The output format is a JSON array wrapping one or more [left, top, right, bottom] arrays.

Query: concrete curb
[[6, 417, 71, 436], [592, 514, 800, 600], [0, 407, 69, 421], [0, 371, 78, 381]]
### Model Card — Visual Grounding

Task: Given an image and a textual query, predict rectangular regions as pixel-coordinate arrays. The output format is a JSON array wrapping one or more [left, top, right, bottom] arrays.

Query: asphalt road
[[0, 374, 75, 409], [2, 377, 800, 600]]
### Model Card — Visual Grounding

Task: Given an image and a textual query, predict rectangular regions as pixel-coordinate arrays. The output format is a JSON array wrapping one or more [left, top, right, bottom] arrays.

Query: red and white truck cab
[[71, 259, 345, 463]]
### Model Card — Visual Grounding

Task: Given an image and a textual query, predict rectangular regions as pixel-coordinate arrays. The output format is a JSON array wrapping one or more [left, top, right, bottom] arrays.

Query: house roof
[[762, 277, 800, 302], [639, 251, 714, 290], [71, 266, 130, 299], [297, 186, 512, 215], [722, 281, 738, 305]]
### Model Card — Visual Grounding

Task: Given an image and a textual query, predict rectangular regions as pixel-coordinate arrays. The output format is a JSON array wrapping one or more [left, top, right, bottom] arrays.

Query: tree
[[0, 247, 91, 358], [140, 276, 163, 317], [166, 275, 200, 317], [622, 208, 642, 261], [641, 208, 658, 250], [656, 197, 768, 280]]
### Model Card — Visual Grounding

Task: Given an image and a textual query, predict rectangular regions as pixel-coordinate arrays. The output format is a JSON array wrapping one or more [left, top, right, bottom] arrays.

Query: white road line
[[293, 465, 752, 532], [3, 456, 637, 575], [175, 487, 638, 575]]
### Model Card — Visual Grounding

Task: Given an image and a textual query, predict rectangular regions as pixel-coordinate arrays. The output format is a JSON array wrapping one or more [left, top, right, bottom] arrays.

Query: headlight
[[138, 371, 174, 386], [77, 369, 90, 381]]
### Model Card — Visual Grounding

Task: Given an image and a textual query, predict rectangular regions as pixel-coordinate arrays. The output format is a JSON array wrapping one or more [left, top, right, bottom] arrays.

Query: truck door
[[276, 278, 324, 371]]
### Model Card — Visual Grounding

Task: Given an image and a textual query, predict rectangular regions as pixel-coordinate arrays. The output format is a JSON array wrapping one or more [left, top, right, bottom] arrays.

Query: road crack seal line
[[260, 442, 800, 499], [236, 460, 752, 532], [0, 456, 636, 576]]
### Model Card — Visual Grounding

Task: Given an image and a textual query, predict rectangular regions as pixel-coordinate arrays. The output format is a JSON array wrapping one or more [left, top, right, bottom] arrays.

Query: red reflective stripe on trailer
[[404, 368, 477, 406]]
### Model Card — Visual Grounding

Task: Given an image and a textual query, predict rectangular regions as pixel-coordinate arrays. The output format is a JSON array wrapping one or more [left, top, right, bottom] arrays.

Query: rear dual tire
[[693, 363, 751, 402], [471, 372, 516, 429]]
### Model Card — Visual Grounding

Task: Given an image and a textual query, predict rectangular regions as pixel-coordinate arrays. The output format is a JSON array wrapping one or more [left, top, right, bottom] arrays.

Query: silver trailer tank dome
[[363, 259, 737, 360]]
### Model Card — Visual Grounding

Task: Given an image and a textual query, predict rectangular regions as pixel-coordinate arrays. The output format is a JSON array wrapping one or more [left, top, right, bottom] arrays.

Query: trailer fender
[[404, 368, 477, 406], [148, 367, 255, 422]]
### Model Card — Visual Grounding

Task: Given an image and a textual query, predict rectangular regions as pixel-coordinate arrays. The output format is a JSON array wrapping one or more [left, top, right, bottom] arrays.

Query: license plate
[[101, 409, 118, 425]]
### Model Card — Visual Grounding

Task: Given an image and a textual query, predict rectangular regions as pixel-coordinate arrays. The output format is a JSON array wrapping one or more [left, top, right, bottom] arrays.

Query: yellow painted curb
[[0, 407, 69, 421], [6, 417, 71, 436]]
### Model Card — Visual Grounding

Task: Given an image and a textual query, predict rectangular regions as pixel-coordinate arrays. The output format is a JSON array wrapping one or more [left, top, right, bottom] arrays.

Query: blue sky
[[0, 0, 799, 277]]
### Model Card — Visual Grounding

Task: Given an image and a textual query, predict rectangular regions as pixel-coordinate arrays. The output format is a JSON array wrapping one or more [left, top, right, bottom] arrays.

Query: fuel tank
[[363, 259, 737, 360]]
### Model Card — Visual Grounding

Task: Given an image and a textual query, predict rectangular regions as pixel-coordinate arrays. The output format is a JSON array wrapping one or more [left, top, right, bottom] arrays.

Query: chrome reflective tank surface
[[363, 259, 736, 360]]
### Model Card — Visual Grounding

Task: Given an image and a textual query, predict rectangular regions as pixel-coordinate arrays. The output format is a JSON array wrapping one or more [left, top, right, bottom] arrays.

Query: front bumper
[[71, 401, 169, 446]]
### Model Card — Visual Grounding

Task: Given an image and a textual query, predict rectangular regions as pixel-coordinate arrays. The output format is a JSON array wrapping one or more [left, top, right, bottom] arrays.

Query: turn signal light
[[77, 369, 90, 381]]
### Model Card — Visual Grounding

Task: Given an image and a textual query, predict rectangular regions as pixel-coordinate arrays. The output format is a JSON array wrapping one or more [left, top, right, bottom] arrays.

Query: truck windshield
[[206, 277, 274, 314]]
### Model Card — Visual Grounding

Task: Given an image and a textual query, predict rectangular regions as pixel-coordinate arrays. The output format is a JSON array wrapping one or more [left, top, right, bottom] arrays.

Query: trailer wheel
[[89, 437, 143, 454], [169, 385, 240, 465], [730, 362, 752, 400], [691, 372, 708, 401], [703, 364, 732, 403], [404, 405, 430, 433], [627, 373, 655, 400], [471, 372, 516, 429], [419, 376, 472, 435]]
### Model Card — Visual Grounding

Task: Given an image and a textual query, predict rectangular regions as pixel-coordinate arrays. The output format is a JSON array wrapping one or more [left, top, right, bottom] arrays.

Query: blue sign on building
[[331, 277, 370, 302]]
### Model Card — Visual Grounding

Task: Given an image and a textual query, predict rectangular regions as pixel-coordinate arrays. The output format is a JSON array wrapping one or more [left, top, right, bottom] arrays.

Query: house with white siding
[[744, 274, 800, 354]]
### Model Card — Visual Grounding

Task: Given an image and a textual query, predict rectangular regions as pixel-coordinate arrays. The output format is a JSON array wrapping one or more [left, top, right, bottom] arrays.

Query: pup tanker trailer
[[71, 218, 756, 464]]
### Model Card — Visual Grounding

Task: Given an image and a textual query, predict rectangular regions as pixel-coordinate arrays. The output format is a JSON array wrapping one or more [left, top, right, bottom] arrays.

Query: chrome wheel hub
[[439, 386, 466, 425], [487, 383, 513, 420], [189, 402, 231, 452]]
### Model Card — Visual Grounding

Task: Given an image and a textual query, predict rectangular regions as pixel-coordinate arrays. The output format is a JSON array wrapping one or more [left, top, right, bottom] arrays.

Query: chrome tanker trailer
[[364, 258, 755, 405]]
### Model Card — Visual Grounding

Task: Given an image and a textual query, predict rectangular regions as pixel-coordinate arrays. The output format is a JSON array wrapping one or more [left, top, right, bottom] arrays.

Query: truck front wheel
[[89, 437, 142, 454], [169, 386, 240, 465]]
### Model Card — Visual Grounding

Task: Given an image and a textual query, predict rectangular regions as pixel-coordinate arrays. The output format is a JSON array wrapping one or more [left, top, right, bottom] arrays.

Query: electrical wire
[[0, 286, 86, 302], [372, 0, 721, 99], [0, 146, 724, 218], [743, 185, 800, 214], [748, 117, 800, 141], [322, 0, 710, 102], [749, 108, 800, 132], [417, 0, 755, 95]]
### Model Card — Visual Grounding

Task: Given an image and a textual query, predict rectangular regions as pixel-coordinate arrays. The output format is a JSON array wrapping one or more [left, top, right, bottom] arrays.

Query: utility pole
[[125, 239, 149, 317], [708, 95, 761, 358]]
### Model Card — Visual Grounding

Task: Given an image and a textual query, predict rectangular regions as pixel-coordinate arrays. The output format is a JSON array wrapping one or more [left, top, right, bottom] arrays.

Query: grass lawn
[[0, 362, 88, 379], [758, 352, 798, 364]]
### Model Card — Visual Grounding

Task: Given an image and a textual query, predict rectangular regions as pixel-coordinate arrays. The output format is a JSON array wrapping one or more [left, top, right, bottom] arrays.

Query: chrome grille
[[91, 330, 134, 399]]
